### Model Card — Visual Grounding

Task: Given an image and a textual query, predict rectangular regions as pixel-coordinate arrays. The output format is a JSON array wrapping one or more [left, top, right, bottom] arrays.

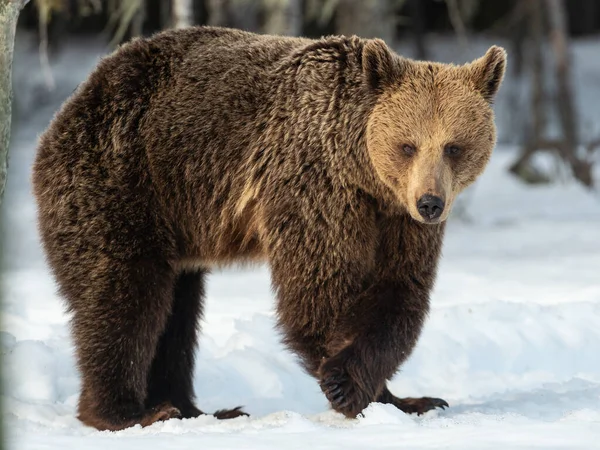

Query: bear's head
[[364, 40, 506, 224]]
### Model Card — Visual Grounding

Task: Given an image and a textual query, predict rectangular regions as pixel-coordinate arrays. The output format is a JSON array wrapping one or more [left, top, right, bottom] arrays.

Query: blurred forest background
[[9, 0, 600, 188]]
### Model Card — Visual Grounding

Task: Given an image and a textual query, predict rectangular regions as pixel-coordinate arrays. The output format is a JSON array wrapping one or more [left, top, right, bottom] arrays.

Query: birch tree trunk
[[0, 0, 27, 204], [173, 0, 193, 28]]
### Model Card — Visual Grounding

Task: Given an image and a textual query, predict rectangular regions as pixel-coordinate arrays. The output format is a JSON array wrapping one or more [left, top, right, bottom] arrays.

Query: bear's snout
[[417, 195, 444, 222]]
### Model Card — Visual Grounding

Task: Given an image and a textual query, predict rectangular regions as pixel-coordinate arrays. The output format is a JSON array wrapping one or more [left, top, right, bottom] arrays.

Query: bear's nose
[[417, 195, 444, 221]]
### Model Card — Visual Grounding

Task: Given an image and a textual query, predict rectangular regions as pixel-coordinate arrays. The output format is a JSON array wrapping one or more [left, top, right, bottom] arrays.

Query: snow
[[3, 33, 600, 449]]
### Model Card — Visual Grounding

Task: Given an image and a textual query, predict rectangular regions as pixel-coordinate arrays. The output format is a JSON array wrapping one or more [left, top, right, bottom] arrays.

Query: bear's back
[[33, 26, 311, 197], [32, 27, 321, 270]]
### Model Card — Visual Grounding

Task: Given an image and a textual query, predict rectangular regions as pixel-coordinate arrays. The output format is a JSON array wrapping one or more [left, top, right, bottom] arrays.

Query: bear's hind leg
[[145, 270, 205, 418], [145, 269, 249, 421], [74, 258, 178, 431]]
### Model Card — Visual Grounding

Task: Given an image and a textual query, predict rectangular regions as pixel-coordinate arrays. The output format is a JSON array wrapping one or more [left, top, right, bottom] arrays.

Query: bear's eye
[[401, 144, 416, 156], [444, 145, 461, 157]]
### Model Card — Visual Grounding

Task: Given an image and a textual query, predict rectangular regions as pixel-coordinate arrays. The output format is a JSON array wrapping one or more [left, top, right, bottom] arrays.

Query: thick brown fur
[[32, 26, 506, 430]]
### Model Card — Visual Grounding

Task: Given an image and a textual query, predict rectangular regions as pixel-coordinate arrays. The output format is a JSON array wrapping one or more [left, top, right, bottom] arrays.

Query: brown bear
[[32, 26, 506, 431]]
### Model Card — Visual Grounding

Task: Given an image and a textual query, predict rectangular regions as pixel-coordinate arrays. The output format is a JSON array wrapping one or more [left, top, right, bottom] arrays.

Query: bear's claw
[[319, 350, 374, 417], [213, 406, 249, 419], [435, 398, 449, 409], [139, 403, 182, 427], [393, 396, 449, 415]]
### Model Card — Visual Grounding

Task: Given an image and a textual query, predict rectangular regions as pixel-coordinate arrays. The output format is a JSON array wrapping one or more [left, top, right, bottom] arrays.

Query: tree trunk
[[130, 0, 146, 37], [445, 0, 469, 51], [510, 0, 551, 182], [408, 0, 427, 59], [207, 0, 231, 27], [193, 0, 209, 26], [547, 0, 576, 147], [173, 0, 193, 28], [529, 0, 545, 148], [0, 0, 27, 204], [261, 0, 302, 36], [229, 0, 260, 32], [0, 6, 27, 448], [335, 0, 394, 43], [546, 0, 591, 185], [510, 0, 593, 187]]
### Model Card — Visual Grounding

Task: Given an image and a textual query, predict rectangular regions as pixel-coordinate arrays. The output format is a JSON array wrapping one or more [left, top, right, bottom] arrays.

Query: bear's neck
[[254, 38, 401, 214]]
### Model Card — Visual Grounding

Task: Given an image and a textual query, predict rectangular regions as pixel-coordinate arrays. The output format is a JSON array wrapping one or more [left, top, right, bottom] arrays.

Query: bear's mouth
[[413, 215, 444, 225]]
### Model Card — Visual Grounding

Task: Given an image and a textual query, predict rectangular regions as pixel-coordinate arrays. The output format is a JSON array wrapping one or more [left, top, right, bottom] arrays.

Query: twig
[[36, 0, 55, 91], [586, 137, 600, 155]]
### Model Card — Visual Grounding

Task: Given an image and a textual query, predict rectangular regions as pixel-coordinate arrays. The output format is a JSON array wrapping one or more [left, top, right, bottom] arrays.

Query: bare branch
[[586, 137, 600, 155]]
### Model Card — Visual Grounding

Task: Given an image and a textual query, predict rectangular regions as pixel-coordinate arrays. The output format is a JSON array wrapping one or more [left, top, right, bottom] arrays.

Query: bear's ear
[[362, 39, 406, 92], [467, 45, 507, 103]]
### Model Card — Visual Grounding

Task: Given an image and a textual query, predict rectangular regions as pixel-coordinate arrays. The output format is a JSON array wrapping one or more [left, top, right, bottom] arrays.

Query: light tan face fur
[[366, 46, 506, 224]]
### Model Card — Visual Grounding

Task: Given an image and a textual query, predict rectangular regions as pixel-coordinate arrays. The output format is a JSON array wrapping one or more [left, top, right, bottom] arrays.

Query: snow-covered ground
[[2, 33, 600, 449]]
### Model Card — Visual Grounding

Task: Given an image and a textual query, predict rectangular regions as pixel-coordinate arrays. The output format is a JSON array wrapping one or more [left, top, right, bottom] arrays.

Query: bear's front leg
[[317, 282, 427, 417], [319, 213, 448, 418], [318, 342, 380, 417], [265, 192, 380, 403]]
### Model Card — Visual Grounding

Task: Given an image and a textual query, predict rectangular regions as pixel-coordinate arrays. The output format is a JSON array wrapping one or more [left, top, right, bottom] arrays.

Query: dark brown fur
[[32, 26, 505, 430]]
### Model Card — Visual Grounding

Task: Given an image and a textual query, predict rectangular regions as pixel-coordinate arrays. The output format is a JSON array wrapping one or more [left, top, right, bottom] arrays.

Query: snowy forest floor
[[2, 32, 600, 449]]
